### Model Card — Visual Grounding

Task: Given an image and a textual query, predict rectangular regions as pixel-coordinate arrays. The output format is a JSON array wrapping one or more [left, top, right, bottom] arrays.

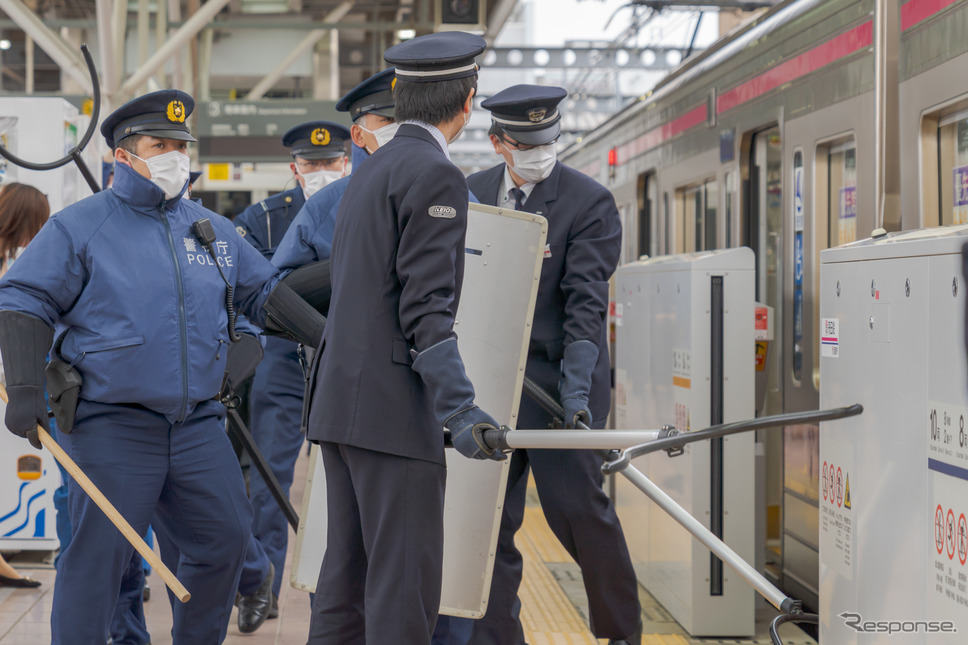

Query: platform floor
[[0, 446, 815, 644]]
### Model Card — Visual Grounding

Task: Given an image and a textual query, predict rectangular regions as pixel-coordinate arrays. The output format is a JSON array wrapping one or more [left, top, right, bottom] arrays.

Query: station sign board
[[196, 99, 344, 163]]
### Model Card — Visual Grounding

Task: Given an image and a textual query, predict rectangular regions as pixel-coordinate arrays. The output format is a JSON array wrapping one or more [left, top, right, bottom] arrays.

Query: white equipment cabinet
[[0, 398, 60, 550], [613, 248, 755, 637], [819, 228, 968, 643], [0, 97, 90, 210]]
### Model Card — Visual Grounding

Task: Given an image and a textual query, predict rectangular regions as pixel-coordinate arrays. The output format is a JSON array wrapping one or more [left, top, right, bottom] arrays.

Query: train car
[[562, 0, 968, 610]]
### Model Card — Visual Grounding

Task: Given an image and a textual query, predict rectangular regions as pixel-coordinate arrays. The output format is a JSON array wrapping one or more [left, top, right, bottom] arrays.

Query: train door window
[[637, 172, 657, 259], [705, 181, 718, 250], [618, 203, 634, 264], [827, 142, 857, 246], [743, 127, 783, 415], [791, 151, 804, 387], [935, 109, 968, 226], [725, 171, 736, 247], [663, 192, 671, 255], [676, 179, 718, 253]]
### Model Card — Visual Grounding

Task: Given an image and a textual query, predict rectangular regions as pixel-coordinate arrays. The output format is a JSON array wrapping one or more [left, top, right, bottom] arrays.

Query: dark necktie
[[510, 187, 525, 211]]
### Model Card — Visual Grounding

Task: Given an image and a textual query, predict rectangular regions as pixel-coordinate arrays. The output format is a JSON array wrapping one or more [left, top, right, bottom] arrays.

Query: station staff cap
[[101, 89, 196, 149], [336, 68, 396, 121], [281, 121, 351, 160], [482, 84, 568, 146], [384, 32, 485, 83]]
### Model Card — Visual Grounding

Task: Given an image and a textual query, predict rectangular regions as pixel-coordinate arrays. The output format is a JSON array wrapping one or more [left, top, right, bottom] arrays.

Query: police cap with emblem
[[384, 31, 485, 83], [281, 121, 351, 160], [100, 89, 196, 149], [482, 84, 567, 146], [336, 68, 396, 121]]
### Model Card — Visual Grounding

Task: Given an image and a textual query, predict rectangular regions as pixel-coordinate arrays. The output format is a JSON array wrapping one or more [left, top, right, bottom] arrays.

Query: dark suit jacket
[[467, 161, 621, 424], [307, 124, 468, 464]]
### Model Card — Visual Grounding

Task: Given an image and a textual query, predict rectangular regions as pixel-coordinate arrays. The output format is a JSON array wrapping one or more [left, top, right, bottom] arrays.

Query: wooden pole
[[0, 383, 191, 603]]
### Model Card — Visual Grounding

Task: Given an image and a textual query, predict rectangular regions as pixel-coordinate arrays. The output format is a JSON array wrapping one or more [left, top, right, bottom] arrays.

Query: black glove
[[559, 340, 599, 428], [0, 311, 54, 450], [263, 281, 326, 348], [411, 337, 506, 462], [5, 385, 47, 449], [446, 407, 505, 461]]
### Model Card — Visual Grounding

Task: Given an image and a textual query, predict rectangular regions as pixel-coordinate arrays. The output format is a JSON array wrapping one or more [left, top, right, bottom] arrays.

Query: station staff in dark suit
[[305, 32, 505, 645], [466, 84, 643, 645], [231, 122, 351, 632]]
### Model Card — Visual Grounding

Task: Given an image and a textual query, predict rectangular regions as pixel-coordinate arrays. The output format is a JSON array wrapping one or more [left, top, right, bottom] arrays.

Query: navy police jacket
[[467, 161, 621, 422], [0, 161, 279, 423], [307, 124, 468, 464], [272, 177, 349, 270], [234, 186, 306, 260]]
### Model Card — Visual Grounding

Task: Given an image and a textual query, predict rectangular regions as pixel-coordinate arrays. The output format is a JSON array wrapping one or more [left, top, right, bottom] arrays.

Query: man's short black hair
[[393, 76, 477, 126], [115, 133, 145, 154]]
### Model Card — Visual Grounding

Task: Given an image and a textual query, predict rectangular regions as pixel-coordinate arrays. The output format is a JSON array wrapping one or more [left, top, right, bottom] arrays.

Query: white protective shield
[[290, 202, 548, 617]]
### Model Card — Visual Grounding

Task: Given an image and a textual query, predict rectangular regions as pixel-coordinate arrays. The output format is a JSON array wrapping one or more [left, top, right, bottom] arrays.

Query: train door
[[745, 128, 784, 414], [742, 125, 787, 593], [676, 178, 718, 253], [779, 135, 856, 610]]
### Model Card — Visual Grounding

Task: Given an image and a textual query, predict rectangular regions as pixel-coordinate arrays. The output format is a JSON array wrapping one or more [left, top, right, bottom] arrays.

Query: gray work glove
[[559, 340, 599, 429], [446, 407, 504, 460], [411, 337, 506, 462]]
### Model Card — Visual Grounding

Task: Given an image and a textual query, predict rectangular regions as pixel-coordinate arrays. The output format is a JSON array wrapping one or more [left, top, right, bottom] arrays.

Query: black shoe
[[0, 573, 41, 588], [267, 593, 279, 619], [608, 619, 643, 644], [237, 563, 274, 634]]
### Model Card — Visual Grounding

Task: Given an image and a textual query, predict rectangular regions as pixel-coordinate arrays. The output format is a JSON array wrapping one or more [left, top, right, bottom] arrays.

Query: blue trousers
[[110, 548, 150, 645], [245, 335, 305, 596], [468, 359, 641, 644], [52, 399, 253, 645]]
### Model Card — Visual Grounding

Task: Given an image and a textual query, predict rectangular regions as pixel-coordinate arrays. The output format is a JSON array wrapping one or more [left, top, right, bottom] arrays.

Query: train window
[[618, 203, 634, 264], [637, 172, 657, 259], [815, 135, 855, 389], [935, 110, 968, 226], [725, 172, 736, 247], [827, 142, 857, 246], [677, 179, 718, 253], [792, 151, 804, 387], [663, 192, 670, 255]]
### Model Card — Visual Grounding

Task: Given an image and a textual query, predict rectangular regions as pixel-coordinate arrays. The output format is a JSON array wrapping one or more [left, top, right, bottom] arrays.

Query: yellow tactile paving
[[518, 506, 598, 643]]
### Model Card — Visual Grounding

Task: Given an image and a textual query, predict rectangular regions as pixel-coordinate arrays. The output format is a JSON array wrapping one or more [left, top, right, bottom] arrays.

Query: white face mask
[[504, 142, 557, 184], [359, 121, 399, 153], [449, 109, 471, 145], [299, 167, 343, 198], [131, 150, 190, 199]]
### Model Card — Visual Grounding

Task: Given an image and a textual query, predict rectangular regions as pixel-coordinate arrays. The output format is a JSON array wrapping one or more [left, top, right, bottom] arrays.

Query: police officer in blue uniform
[[235, 121, 350, 259], [273, 70, 396, 271], [305, 33, 505, 645], [231, 121, 350, 631], [0, 89, 324, 645], [465, 85, 643, 645]]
